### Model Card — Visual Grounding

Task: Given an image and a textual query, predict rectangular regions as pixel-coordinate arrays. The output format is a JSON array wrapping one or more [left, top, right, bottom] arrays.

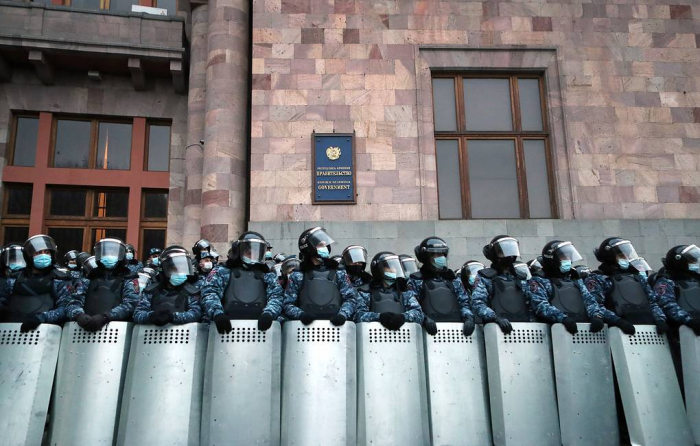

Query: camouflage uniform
[[126, 261, 143, 275], [0, 269, 78, 324], [283, 266, 357, 320], [133, 284, 203, 324], [66, 274, 140, 321], [653, 277, 693, 325], [470, 273, 532, 322], [409, 273, 473, 321], [528, 275, 603, 323], [585, 272, 666, 324], [355, 284, 424, 324]]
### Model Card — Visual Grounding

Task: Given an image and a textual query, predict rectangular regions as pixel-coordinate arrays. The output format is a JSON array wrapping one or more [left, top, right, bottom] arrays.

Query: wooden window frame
[[2, 183, 32, 245], [7, 113, 40, 168], [432, 72, 557, 219]]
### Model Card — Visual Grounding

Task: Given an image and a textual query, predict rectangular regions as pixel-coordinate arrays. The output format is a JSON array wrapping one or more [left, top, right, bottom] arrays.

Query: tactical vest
[[420, 278, 461, 322], [222, 267, 267, 319], [369, 287, 405, 314], [608, 274, 654, 324], [550, 279, 589, 322], [298, 268, 342, 318], [486, 271, 529, 322], [676, 278, 700, 319], [85, 276, 123, 316], [6, 272, 55, 322], [150, 283, 195, 314]]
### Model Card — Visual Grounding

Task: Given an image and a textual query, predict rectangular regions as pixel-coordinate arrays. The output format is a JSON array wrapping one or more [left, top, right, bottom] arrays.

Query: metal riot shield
[[357, 322, 429, 446], [201, 320, 282, 446], [117, 323, 208, 446], [551, 323, 618, 446], [680, 326, 700, 444], [281, 320, 357, 446], [49, 322, 133, 445], [609, 325, 693, 446], [424, 323, 491, 446], [0, 323, 62, 446], [484, 322, 560, 446]]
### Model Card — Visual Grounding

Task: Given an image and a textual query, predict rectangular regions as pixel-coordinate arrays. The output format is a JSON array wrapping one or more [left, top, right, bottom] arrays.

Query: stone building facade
[[0, 0, 699, 267]]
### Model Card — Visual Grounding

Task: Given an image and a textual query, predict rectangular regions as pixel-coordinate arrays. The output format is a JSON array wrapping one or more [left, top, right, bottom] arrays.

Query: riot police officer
[[67, 238, 140, 332], [283, 227, 357, 326], [527, 257, 545, 278], [279, 256, 301, 290], [64, 250, 82, 278], [0, 235, 78, 332], [585, 237, 666, 336], [342, 245, 372, 289], [192, 239, 212, 259], [459, 260, 485, 296], [145, 247, 163, 269], [408, 237, 475, 336], [471, 235, 530, 334], [399, 254, 419, 277], [652, 245, 700, 335], [355, 252, 424, 330], [528, 241, 605, 335], [2, 244, 26, 276], [133, 249, 202, 325], [200, 232, 284, 333], [124, 243, 143, 274]]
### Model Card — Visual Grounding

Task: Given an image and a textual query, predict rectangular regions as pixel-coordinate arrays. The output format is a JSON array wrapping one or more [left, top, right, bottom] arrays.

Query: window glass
[[432, 78, 457, 132], [143, 191, 168, 219], [54, 120, 91, 168], [6, 185, 33, 216], [3, 227, 29, 245], [109, 0, 138, 12], [463, 78, 513, 131], [435, 140, 463, 219], [13, 117, 39, 167], [91, 228, 127, 246], [93, 189, 129, 218], [50, 188, 87, 217], [147, 125, 171, 171], [96, 122, 132, 170], [523, 140, 552, 218], [142, 229, 166, 261], [518, 78, 544, 131], [47, 227, 85, 260], [467, 140, 520, 218]]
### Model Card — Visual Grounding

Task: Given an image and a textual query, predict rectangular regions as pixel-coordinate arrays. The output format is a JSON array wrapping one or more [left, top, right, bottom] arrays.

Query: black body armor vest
[[85, 276, 123, 316], [676, 278, 700, 319], [369, 287, 405, 314], [419, 276, 461, 322], [223, 267, 267, 319], [483, 270, 529, 322], [550, 279, 588, 322], [298, 268, 342, 318], [607, 274, 654, 324], [6, 272, 55, 322]]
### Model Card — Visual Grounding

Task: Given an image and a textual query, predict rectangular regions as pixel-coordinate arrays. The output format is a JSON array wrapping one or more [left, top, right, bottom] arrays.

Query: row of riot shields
[[0, 320, 698, 446]]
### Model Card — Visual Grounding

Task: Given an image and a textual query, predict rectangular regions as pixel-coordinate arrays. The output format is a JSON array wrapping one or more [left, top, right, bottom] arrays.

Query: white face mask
[[201, 262, 213, 273]]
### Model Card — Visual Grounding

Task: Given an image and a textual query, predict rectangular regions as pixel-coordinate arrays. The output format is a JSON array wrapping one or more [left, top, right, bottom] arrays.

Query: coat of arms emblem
[[326, 146, 341, 161]]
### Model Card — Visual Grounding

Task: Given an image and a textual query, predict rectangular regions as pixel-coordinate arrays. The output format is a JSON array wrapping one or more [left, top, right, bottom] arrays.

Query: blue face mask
[[468, 276, 476, 285], [431, 256, 447, 269], [317, 247, 330, 259], [383, 271, 397, 286], [169, 273, 188, 287], [617, 259, 629, 270], [68, 263, 77, 270], [559, 260, 572, 273], [152, 257, 160, 267], [100, 255, 118, 269], [126, 252, 134, 261], [33, 254, 52, 269], [689, 263, 699, 273], [265, 252, 273, 260], [241, 255, 255, 264], [9, 263, 24, 272], [638, 271, 648, 279]]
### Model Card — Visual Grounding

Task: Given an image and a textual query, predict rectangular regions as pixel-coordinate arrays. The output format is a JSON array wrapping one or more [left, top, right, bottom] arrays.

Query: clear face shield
[[681, 245, 700, 266], [554, 242, 583, 262], [465, 261, 485, 278], [611, 240, 639, 262], [137, 272, 151, 291], [493, 237, 520, 259], [82, 256, 99, 276], [24, 235, 57, 257], [306, 228, 335, 251], [513, 262, 532, 280], [282, 259, 301, 276], [377, 255, 406, 280], [161, 253, 194, 278], [342, 246, 368, 266], [401, 257, 419, 276], [238, 239, 268, 264], [528, 258, 543, 271], [630, 257, 652, 273], [94, 238, 126, 262], [3, 246, 27, 271]]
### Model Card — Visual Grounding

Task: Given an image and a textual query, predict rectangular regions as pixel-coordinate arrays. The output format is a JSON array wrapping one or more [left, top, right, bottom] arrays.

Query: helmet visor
[[162, 253, 194, 277], [465, 261, 485, 277], [282, 258, 301, 275], [137, 273, 151, 289], [83, 256, 98, 276], [493, 237, 520, 258], [24, 235, 57, 257], [306, 228, 335, 250], [528, 258, 543, 271], [342, 246, 368, 265], [611, 240, 639, 262], [630, 257, 652, 273], [94, 238, 126, 261], [3, 247, 26, 270], [238, 240, 267, 264], [681, 245, 700, 264], [554, 242, 583, 262], [377, 255, 406, 280], [401, 258, 419, 275], [513, 262, 531, 280]]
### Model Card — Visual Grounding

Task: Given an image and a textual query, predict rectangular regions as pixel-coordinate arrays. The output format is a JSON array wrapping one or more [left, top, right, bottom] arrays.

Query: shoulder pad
[[409, 271, 423, 280], [52, 268, 72, 280], [183, 282, 200, 295], [478, 268, 498, 279]]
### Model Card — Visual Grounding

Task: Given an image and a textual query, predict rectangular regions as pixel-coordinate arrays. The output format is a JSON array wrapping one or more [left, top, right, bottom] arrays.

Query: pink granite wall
[[249, 0, 700, 221]]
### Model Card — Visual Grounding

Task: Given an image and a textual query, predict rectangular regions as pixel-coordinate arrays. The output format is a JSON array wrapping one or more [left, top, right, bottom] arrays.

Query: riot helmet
[[527, 257, 544, 276], [192, 239, 212, 259], [665, 245, 700, 274], [161, 251, 194, 287], [594, 238, 639, 270], [281, 256, 301, 277], [147, 247, 163, 267], [2, 244, 27, 273], [513, 261, 532, 281], [483, 235, 520, 262], [542, 240, 582, 274], [414, 237, 449, 271], [460, 260, 485, 286], [64, 250, 80, 269], [124, 243, 136, 261], [94, 238, 126, 270], [342, 245, 368, 276], [298, 227, 335, 261], [574, 265, 592, 280], [82, 255, 99, 277], [77, 252, 90, 268], [273, 253, 287, 264], [370, 252, 406, 285], [198, 250, 217, 274], [399, 255, 419, 276], [228, 232, 268, 265], [24, 235, 57, 269]]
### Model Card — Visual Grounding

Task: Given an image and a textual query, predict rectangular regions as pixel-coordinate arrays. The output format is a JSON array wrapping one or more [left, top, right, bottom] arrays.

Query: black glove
[[85, 314, 109, 332], [462, 317, 476, 337], [257, 312, 274, 331], [656, 320, 669, 335], [379, 312, 396, 329], [390, 314, 405, 330], [76, 313, 92, 329], [214, 314, 233, 334], [152, 310, 173, 327], [616, 318, 636, 335], [562, 317, 578, 335], [687, 319, 700, 336], [299, 312, 315, 325], [20, 316, 42, 333], [423, 317, 437, 335], [495, 317, 513, 335], [589, 318, 605, 333], [330, 314, 346, 326]]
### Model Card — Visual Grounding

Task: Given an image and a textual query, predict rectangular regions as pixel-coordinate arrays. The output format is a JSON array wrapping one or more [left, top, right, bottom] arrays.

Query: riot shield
[[281, 320, 356, 446], [201, 320, 281, 446], [680, 326, 699, 444], [49, 321, 133, 445], [424, 323, 491, 446], [484, 322, 560, 446]]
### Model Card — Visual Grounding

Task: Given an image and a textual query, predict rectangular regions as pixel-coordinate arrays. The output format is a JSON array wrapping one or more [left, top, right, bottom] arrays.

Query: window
[[32, 0, 171, 14], [10, 117, 39, 167], [143, 190, 168, 219], [432, 73, 555, 219], [147, 124, 171, 172], [2, 183, 32, 245], [52, 118, 132, 170], [140, 189, 168, 260]]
